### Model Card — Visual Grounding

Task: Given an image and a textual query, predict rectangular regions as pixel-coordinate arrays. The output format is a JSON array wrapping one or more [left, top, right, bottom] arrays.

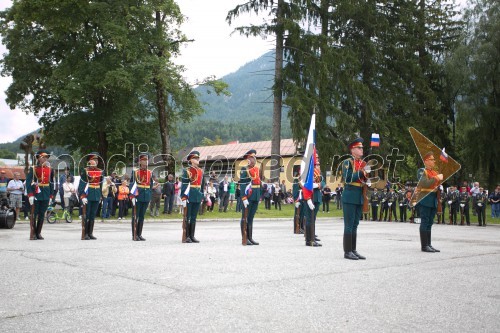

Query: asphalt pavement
[[1, 218, 499, 332]]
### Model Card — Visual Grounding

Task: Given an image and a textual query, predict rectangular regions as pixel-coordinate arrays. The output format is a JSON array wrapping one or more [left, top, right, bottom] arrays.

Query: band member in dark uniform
[[370, 188, 380, 221], [387, 187, 398, 222], [475, 187, 487, 226], [447, 185, 459, 225], [458, 185, 470, 226], [26, 149, 54, 240]]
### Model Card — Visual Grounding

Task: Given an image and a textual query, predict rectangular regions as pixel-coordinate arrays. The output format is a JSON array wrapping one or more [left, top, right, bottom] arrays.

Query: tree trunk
[[270, 0, 284, 182]]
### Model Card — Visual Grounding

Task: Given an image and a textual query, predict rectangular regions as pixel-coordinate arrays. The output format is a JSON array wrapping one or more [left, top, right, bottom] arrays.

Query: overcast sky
[[0, 0, 272, 143]]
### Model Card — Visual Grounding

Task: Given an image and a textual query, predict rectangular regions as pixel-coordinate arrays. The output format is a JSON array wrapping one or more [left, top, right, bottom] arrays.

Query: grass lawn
[[59, 201, 499, 224]]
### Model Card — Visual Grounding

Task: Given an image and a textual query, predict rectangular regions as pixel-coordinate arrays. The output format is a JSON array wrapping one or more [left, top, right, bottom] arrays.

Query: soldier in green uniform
[[415, 152, 443, 252], [181, 151, 205, 243], [370, 188, 380, 221], [239, 149, 261, 245], [341, 138, 369, 260], [26, 149, 54, 240], [129, 153, 153, 241], [78, 153, 104, 240]]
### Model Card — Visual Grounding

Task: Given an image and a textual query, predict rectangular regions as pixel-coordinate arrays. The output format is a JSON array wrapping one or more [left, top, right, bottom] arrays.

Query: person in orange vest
[[26, 149, 54, 240], [78, 153, 104, 240], [129, 153, 153, 241]]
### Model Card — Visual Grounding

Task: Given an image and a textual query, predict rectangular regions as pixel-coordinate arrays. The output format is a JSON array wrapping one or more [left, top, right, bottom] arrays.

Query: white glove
[[478, 203, 482, 207], [181, 200, 187, 208], [460, 203, 465, 208], [131, 198, 136, 206], [388, 202, 392, 206], [295, 201, 300, 208], [366, 180, 372, 187], [399, 203, 403, 206], [243, 199, 249, 208], [81, 198, 88, 205], [448, 200, 452, 205], [376, 204, 379, 207], [29, 196, 34, 205], [307, 199, 315, 210], [364, 165, 371, 173], [313, 183, 319, 189]]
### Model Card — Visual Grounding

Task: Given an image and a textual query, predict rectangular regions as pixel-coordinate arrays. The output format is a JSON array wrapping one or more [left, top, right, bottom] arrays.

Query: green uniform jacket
[[341, 158, 364, 205], [181, 168, 205, 203], [26, 165, 54, 201], [239, 166, 261, 202], [78, 168, 104, 202], [129, 169, 153, 203]]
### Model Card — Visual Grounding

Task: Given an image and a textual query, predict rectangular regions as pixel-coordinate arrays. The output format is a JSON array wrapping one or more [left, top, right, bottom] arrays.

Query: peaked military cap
[[348, 137, 364, 150], [244, 149, 257, 159], [35, 149, 50, 159], [187, 150, 200, 161]]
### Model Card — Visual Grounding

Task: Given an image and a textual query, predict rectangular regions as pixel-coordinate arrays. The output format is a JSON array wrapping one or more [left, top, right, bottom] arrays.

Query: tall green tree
[[227, 0, 299, 181], [456, 0, 500, 187]]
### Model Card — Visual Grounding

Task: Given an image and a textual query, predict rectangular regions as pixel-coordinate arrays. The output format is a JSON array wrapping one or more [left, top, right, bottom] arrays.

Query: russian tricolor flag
[[300, 114, 316, 201], [371, 133, 380, 147], [440, 148, 449, 163], [131, 182, 139, 196]]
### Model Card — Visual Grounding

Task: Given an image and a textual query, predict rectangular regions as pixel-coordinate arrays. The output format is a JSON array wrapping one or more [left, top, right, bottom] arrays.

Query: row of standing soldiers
[[366, 185, 488, 226]]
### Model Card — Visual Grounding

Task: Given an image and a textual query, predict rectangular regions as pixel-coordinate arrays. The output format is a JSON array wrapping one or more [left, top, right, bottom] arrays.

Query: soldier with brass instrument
[[78, 153, 104, 240], [447, 185, 459, 225], [181, 151, 205, 243], [26, 149, 54, 240], [474, 187, 487, 227], [370, 188, 380, 221], [387, 187, 398, 222], [379, 188, 389, 221], [458, 185, 470, 226], [436, 186, 447, 224], [341, 138, 369, 260], [129, 153, 153, 241], [239, 149, 261, 246]]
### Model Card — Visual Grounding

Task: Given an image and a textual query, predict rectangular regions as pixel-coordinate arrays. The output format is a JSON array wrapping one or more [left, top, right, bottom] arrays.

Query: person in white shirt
[[62, 176, 76, 213], [7, 172, 24, 218]]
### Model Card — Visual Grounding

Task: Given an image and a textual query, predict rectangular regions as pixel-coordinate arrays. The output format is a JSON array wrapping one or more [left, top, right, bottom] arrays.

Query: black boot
[[343, 234, 358, 259], [184, 223, 192, 243], [138, 221, 146, 241], [190, 222, 199, 243], [420, 230, 434, 252], [89, 220, 97, 239], [427, 231, 439, 252], [36, 218, 44, 240], [241, 223, 252, 245], [131, 219, 137, 240], [248, 224, 259, 245], [352, 233, 366, 259], [84, 220, 90, 240], [305, 225, 321, 247]]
